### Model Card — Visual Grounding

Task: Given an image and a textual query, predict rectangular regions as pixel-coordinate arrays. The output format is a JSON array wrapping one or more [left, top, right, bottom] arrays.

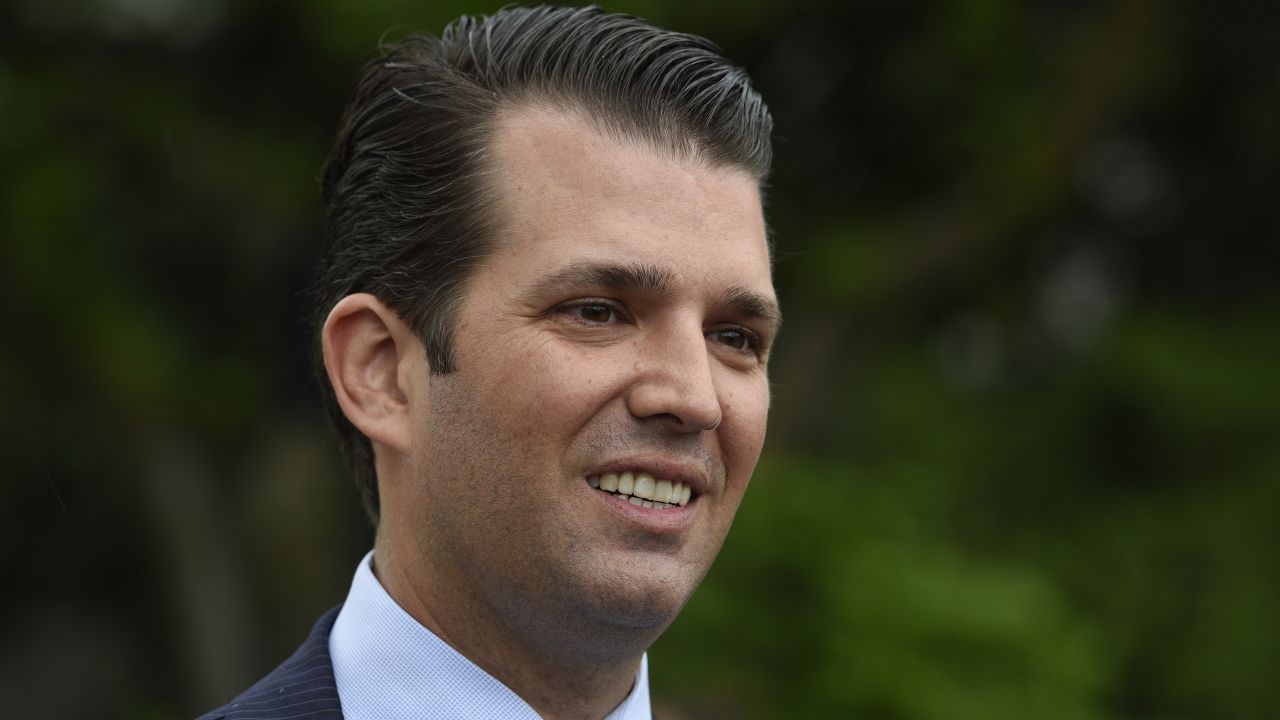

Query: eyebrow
[[524, 259, 782, 330], [522, 260, 678, 299], [723, 284, 783, 331]]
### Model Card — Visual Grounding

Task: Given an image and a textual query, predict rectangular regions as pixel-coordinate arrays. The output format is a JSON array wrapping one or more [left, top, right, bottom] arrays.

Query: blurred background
[[2, 0, 1278, 718]]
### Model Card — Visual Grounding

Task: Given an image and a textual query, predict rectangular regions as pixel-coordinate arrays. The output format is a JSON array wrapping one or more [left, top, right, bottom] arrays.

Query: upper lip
[[586, 456, 711, 497]]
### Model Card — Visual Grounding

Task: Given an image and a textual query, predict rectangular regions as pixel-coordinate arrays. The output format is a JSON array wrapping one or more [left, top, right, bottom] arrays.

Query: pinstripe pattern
[[198, 606, 345, 720]]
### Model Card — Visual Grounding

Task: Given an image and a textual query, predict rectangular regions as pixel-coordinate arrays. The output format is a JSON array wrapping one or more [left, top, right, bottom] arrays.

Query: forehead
[[482, 105, 774, 298]]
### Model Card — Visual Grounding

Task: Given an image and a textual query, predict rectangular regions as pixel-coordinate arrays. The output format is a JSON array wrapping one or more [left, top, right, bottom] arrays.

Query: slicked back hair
[[315, 4, 774, 524]]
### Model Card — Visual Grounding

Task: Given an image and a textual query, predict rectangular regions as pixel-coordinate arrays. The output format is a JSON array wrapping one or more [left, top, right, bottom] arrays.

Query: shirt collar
[[329, 551, 652, 720]]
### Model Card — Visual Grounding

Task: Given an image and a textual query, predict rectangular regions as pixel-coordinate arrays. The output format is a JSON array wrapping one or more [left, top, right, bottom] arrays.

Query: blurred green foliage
[[2, 1, 1277, 718]]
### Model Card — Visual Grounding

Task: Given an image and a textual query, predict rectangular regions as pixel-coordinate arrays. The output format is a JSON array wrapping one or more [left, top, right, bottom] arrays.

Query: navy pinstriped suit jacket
[[198, 606, 345, 720]]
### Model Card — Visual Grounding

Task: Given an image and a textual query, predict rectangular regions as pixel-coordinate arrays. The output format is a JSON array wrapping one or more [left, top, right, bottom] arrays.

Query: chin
[[576, 556, 702, 632], [497, 551, 705, 662]]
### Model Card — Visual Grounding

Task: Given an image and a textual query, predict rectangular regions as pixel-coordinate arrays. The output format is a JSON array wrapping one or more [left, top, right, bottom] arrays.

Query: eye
[[564, 302, 617, 324], [708, 328, 757, 352]]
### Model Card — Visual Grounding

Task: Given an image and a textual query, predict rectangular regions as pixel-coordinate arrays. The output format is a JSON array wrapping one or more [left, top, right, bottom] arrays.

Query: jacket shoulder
[[197, 606, 344, 720]]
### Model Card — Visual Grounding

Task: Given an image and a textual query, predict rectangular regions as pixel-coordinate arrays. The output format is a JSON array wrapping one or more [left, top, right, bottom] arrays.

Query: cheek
[[477, 338, 625, 442], [717, 374, 770, 481]]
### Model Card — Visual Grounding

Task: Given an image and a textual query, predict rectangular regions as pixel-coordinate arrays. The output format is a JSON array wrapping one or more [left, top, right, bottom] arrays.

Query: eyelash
[[707, 327, 762, 354], [554, 300, 765, 357], [563, 301, 622, 325]]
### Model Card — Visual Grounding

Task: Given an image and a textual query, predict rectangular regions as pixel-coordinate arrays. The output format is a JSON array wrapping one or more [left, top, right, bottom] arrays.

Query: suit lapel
[[199, 606, 344, 720]]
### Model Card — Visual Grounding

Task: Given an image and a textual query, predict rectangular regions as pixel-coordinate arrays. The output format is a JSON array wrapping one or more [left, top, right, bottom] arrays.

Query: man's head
[[316, 4, 776, 659], [315, 6, 772, 521]]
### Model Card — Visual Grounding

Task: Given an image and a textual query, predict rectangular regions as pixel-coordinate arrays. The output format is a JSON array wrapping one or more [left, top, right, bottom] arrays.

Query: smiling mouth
[[587, 471, 693, 509]]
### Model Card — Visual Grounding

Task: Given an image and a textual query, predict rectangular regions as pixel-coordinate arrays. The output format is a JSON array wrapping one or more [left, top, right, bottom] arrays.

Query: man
[[201, 5, 778, 719]]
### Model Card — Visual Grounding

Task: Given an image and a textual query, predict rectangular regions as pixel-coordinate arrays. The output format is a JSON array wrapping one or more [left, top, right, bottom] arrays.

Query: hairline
[[431, 95, 772, 356], [474, 92, 772, 253]]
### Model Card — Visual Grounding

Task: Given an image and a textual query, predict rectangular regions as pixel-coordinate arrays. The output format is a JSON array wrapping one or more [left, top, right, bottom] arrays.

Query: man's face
[[400, 107, 777, 645]]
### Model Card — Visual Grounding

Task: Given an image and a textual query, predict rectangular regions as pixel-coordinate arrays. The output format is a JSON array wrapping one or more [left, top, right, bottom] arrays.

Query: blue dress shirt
[[329, 552, 653, 720]]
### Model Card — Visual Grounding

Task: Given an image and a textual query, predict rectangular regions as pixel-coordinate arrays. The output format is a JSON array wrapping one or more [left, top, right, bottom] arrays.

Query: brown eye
[[575, 304, 614, 323], [710, 328, 752, 351]]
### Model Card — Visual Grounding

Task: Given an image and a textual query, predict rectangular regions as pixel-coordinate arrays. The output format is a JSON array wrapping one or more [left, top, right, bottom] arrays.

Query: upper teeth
[[587, 471, 692, 507]]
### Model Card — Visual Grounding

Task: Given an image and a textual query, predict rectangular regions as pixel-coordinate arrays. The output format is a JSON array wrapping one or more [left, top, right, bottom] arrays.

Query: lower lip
[[591, 486, 697, 533]]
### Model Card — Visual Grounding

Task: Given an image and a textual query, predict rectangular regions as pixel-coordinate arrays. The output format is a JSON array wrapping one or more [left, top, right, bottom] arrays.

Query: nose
[[625, 324, 722, 433]]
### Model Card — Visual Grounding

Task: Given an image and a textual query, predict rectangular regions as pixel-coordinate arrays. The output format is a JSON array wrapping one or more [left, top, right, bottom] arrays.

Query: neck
[[373, 535, 648, 720]]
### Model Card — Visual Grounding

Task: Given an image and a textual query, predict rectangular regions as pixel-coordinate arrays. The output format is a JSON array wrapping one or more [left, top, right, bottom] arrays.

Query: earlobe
[[322, 293, 421, 454]]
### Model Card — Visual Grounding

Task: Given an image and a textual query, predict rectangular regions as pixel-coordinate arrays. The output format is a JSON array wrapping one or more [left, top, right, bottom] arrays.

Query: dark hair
[[315, 4, 773, 524]]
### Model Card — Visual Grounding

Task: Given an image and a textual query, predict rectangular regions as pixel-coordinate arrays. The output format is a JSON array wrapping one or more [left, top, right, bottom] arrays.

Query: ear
[[321, 293, 422, 455]]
